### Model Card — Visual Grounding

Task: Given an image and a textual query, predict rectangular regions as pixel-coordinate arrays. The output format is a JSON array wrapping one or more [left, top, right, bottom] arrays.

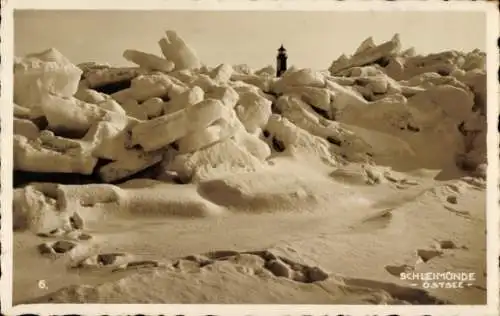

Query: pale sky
[[14, 10, 486, 71]]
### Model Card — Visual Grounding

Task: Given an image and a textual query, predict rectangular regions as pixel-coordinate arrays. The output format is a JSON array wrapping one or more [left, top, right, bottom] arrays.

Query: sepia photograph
[[3, 1, 498, 315]]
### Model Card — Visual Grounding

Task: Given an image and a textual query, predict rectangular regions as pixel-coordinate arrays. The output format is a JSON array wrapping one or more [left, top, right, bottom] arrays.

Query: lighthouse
[[276, 44, 288, 77]]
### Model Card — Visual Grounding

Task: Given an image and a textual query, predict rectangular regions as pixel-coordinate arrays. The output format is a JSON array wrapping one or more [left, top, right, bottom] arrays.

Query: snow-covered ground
[[12, 31, 487, 305]]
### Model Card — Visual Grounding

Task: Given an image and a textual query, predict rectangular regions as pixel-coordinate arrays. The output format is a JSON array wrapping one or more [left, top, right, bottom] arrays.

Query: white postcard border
[[1, 1, 498, 315]]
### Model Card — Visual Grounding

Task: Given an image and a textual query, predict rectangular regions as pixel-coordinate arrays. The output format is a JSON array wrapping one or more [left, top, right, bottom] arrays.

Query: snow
[[158, 30, 202, 70], [14, 48, 82, 109], [130, 99, 228, 152], [12, 31, 488, 306], [235, 90, 273, 133], [14, 134, 97, 175], [209, 63, 234, 84], [163, 86, 204, 115], [329, 34, 402, 74], [84, 67, 146, 89], [123, 49, 175, 73]]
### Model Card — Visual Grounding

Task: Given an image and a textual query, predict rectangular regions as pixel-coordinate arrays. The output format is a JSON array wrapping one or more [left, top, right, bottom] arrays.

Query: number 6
[[38, 280, 47, 289]]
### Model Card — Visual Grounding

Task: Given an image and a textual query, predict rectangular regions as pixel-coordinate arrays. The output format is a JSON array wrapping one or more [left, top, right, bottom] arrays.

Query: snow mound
[[14, 48, 82, 109], [13, 32, 486, 209], [24, 248, 446, 304], [13, 180, 226, 234], [197, 169, 340, 212]]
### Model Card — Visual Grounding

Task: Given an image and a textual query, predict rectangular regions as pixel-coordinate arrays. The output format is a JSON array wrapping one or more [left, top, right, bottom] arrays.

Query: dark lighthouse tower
[[276, 44, 288, 77]]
